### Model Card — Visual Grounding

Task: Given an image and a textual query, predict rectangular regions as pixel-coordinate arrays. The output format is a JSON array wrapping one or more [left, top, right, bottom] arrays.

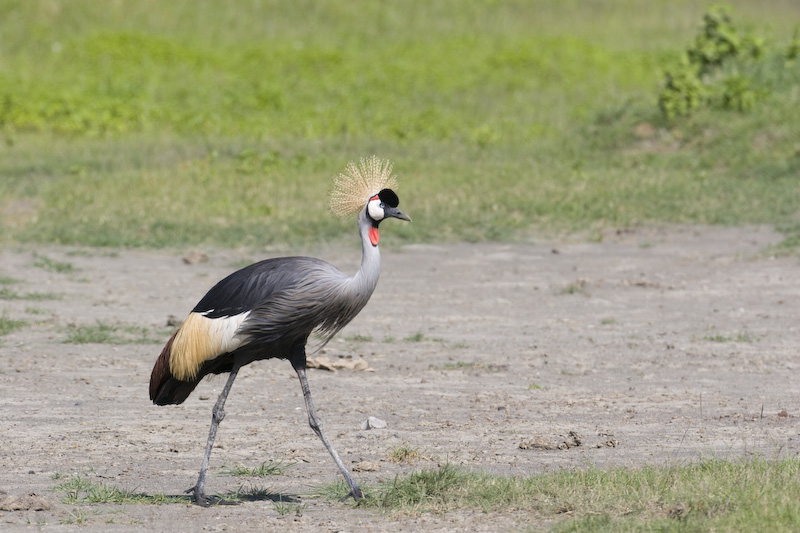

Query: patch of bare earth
[[0, 226, 798, 531]]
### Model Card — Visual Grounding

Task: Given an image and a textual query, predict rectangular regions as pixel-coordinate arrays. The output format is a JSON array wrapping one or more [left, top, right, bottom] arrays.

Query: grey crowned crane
[[149, 156, 410, 505]]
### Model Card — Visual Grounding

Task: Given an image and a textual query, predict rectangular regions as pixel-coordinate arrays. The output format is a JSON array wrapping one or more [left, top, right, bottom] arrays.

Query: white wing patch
[[210, 311, 250, 353]]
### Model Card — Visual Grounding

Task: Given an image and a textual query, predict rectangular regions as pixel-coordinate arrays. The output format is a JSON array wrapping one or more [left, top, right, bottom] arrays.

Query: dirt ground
[[1, 226, 798, 531]]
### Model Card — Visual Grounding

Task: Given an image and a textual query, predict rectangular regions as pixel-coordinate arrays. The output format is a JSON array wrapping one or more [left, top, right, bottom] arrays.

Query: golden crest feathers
[[330, 156, 398, 218]]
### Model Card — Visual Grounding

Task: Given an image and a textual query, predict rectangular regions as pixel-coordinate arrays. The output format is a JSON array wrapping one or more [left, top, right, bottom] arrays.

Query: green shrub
[[658, 4, 794, 120], [658, 58, 706, 120]]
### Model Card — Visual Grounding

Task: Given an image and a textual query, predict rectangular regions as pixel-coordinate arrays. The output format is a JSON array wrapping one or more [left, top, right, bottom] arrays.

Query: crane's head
[[330, 156, 411, 245], [366, 188, 412, 224]]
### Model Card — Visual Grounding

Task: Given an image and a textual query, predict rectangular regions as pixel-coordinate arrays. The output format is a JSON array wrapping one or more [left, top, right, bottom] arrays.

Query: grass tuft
[[59, 508, 93, 525], [32, 253, 76, 273], [219, 459, 293, 478], [429, 361, 480, 371], [0, 287, 61, 301], [273, 500, 307, 516], [344, 334, 373, 342], [0, 312, 26, 336], [221, 483, 282, 503], [388, 443, 424, 464], [63, 321, 163, 344], [54, 474, 175, 505], [403, 332, 443, 343], [317, 458, 800, 530], [704, 332, 757, 343], [559, 280, 590, 295], [404, 332, 426, 342]]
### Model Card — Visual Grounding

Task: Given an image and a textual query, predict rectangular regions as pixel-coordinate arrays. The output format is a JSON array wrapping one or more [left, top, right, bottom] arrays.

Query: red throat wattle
[[369, 227, 380, 246]]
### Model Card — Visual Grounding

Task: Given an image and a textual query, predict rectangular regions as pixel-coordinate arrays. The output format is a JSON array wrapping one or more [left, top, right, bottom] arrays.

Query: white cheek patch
[[367, 199, 385, 221]]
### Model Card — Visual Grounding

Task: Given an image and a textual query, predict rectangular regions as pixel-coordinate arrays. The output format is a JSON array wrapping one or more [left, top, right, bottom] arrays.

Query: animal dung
[[0, 492, 51, 511], [519, 431, 582, 450], [352, 461, 381, 472]]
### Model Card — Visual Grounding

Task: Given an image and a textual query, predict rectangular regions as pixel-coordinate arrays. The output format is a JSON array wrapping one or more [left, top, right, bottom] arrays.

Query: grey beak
[[384, 206, 411, 222]]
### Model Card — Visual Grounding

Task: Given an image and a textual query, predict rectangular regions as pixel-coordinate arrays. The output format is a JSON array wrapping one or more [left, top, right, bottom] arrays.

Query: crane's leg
[[187, 362, 241, 506], [291, 358, 365, 500]]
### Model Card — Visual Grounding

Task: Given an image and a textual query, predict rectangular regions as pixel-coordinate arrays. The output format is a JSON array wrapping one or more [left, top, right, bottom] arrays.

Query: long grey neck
[[350, 209, 381, 297]]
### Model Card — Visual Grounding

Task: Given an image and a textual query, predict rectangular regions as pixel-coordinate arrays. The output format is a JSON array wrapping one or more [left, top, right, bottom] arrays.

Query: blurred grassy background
[[0, 0, 799, 248]]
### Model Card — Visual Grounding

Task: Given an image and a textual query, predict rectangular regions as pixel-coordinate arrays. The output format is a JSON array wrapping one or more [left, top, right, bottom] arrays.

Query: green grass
[[0, 311, 26, 335], [273, 501, 306, 516], [219, 459, 292, 478], [32, 253, 76, 273], [63, 321, 163, 344], [220, 484, 281, 503], [344, 334, 373, 343], [59, 508, 93, 525], [53, 472, 281, 508], [273, 500, 307, 516], [704, 332, 757, 343], [429, 361, 506, 372], [404, 332, 426, 343], [388, 443, 424, 464], [54, 474, 175, 505], [0, 287, 60, 300], [559, 280, 590, 295], [0, 1, 799, 249], [404, 331, 443, 343], [429, 361, 481, 371], [50, 458, 800, 529], [322, 458, 800, 530]]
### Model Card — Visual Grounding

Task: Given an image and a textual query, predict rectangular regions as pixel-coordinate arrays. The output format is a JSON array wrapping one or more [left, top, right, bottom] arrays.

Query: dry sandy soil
[[0, 226, 798, 531]]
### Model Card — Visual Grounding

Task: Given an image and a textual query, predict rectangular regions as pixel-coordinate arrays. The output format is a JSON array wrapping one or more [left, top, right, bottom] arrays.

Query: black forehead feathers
[[378, 188, 399, 208]]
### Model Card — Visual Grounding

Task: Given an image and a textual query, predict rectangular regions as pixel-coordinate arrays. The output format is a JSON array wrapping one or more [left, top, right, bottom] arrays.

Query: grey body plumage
[[241, 209, 381, 356], [149, 157, 410, 505]]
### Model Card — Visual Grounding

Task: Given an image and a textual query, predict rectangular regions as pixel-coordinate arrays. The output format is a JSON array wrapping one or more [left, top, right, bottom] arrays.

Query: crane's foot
[[340, 486, 366, 501], [185, 486, 242, 507], [185, 485, 213, 507]]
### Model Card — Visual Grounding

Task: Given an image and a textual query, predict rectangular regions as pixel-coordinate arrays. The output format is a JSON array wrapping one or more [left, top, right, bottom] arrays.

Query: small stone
[[361, 416, 387, 430], [183, 250, 209, 264], [307, 356, 337, 372]]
